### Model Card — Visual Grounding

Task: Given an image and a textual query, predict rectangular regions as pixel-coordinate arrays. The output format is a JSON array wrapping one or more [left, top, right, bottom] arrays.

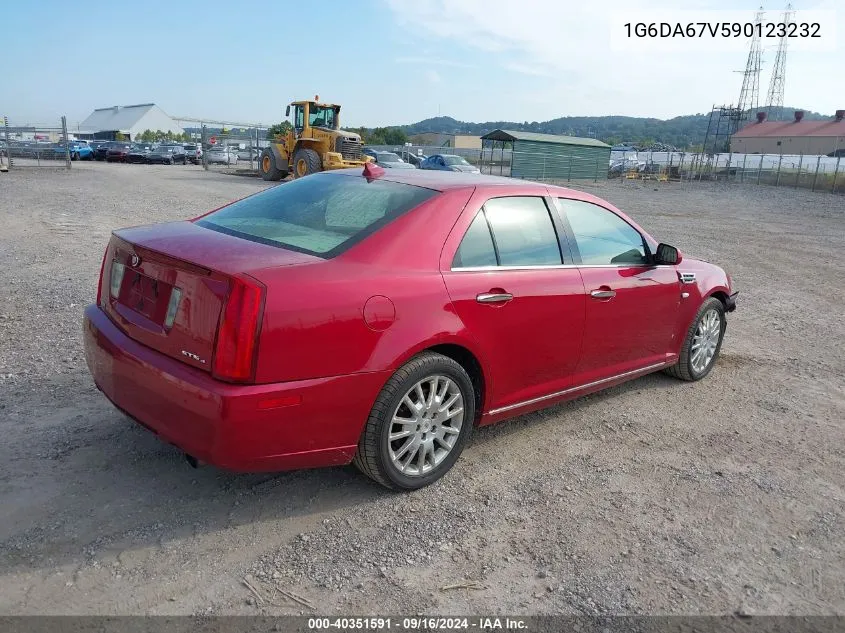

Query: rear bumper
[[725, 291, 739, 312], [83, 304, 388, 472]]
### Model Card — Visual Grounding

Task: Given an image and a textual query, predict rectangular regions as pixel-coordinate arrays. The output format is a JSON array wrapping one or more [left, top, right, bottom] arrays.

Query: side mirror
[[285, 105, 291, 117], [655, 243, 682, 265]]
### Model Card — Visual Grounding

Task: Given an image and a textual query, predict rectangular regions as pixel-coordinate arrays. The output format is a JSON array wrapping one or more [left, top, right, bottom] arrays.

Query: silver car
[[206, 145, 239, 165]]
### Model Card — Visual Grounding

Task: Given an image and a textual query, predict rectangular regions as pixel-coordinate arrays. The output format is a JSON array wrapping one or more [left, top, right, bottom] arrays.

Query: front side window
[[197, 174, 437, 257], [444, 156, 469, 166], [308, 105, 337, 129], [452, 197, 562, 268], [558, 198, 647, 265]]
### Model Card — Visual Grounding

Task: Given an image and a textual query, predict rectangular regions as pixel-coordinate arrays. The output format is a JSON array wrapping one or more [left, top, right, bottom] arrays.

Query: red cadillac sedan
[[83, 165, 737, 490]]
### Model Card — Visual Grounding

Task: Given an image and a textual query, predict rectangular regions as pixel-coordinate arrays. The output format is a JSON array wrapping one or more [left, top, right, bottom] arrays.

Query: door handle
[[476, 292, 513, 304], [590, 289, 616, 299]]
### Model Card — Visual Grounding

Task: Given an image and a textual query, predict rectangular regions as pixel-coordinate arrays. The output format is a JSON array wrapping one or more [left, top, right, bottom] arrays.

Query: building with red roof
[[731, 110, 845, 156]]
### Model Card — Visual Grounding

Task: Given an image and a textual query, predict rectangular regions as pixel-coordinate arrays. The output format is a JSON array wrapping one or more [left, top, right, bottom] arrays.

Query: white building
[[77, 103, 184, 140]]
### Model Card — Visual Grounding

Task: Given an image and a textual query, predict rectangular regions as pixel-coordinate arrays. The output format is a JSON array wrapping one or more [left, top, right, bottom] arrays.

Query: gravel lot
[[1, 162, 843, 616]]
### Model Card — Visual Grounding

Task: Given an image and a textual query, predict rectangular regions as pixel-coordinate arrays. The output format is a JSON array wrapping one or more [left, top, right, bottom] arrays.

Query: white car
[[206, 146, 239, 165]]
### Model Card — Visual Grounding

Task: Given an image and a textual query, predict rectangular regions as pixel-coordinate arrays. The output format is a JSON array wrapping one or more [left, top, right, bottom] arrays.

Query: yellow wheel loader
[[260, 96, 372, 181]]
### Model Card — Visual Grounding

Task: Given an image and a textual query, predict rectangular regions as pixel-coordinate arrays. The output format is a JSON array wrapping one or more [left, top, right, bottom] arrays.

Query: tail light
[[212, 275, 265, 383]]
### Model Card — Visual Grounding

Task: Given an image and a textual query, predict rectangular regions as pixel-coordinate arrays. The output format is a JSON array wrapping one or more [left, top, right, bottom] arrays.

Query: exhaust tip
[[184, 453, 199, 469]]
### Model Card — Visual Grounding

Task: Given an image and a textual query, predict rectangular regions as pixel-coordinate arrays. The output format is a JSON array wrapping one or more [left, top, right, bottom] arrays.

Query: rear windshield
[[196, 173, 438, 257]]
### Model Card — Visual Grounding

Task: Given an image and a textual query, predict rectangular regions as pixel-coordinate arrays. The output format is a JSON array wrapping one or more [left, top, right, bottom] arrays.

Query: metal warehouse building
[[77, 103, 184, 141], [730, 110, 845, 156], [481, 129, 610, 180]]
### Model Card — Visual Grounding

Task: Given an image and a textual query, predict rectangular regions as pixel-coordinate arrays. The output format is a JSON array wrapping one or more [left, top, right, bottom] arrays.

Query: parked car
[[83, 168, 738, 490], [419, 154, 480, 173], [147, 145, 187, 165], [236, 146, 262, 162], [93, 142, 118, 161], [372, 151, 416, 169], [206, 145, 238, 165], [54, 141, 94, 161], [183, 144, 203, 164], [105, 143, 134, 162], [400, 151, 427, 168], [126, 145, 154, 164], [362, 148, 378, 160]]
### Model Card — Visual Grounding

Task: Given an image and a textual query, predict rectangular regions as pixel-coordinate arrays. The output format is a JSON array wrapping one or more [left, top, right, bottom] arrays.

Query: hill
[[396, 108, 828, 149]]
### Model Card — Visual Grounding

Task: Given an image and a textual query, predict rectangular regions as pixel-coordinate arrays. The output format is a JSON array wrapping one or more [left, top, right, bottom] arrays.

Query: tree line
[[134, 129, 194, 143]]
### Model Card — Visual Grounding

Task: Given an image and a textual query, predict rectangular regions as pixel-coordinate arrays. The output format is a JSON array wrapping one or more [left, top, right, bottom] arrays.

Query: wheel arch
[[386, 339, 488, 424]]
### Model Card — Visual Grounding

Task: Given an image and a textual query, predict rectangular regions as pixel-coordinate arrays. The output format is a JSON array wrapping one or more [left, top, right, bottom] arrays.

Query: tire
[[260, 149, 285, 181], [167, 158, 173, 165], [664, 297, 726, 382], [353, 352, 475, 491], [292, 147, 321, 179]]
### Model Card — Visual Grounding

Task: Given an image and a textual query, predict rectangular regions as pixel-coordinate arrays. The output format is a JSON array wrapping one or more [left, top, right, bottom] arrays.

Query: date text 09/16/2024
[[307, 617, 528, 630]]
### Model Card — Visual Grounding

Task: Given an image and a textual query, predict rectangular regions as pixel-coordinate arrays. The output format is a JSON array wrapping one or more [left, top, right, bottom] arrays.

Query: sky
[[2, 0, 841, 129]]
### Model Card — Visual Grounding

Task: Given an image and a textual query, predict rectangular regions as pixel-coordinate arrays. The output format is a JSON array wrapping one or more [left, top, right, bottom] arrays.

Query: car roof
[[325, 167, 598, 198]]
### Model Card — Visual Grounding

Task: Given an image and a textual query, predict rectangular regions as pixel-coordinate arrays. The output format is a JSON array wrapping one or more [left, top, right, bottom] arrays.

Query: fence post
[[833, 156, 842, 194], [757, 154, 763, 185], [775, 154, 783, 186], [594, 155, 599, 183], [727, 152, 733, 182], [795, 153, 803, 188], [201, 125, 208, 171], [61, 116, 71, 169], [3, 116, 10, 170], [740, 153, 747, 183], [811, 156, 821, 192]]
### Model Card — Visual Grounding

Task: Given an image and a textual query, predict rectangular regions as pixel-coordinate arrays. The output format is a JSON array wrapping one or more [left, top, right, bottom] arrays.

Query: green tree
[[266, 121, 292, 139], [383, 127, 408, 145]]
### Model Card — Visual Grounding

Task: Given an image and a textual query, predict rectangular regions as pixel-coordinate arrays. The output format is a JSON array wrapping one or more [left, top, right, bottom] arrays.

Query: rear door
[[554, 197, 680, 379], [441, 190, 586, 412]]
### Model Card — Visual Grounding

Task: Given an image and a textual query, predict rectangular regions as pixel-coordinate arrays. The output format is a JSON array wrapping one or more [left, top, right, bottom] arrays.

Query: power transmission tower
[[765, 4, 795, 121], [737, 6, 765, 115]]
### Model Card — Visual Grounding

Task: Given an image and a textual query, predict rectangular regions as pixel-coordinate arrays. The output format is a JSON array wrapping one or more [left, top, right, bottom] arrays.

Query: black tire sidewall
[[376, 359, 474, 490], [687, 299, 726, 380]]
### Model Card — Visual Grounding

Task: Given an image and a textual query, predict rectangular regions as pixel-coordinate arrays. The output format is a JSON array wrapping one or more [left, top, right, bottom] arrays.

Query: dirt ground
[[0, 162, 843, 616]]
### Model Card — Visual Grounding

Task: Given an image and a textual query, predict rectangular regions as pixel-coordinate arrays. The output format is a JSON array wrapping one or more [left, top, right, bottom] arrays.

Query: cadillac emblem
[[130, 254, 140, 267]]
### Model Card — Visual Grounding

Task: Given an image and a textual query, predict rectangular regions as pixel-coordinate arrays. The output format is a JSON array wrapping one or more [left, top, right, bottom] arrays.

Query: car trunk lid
[[100, 220, 320, 373]]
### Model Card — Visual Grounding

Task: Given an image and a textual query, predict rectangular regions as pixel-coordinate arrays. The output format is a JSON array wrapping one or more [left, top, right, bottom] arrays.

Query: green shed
[[480, 129, 610, 181]]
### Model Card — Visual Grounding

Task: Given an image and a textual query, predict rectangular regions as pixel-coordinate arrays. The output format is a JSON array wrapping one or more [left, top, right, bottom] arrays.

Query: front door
[[441, 194, 586, 412], [555, 197, 680, 380]]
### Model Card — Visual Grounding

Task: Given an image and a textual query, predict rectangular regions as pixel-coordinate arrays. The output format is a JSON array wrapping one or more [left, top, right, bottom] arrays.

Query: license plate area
[[123, 271, 171, 323]]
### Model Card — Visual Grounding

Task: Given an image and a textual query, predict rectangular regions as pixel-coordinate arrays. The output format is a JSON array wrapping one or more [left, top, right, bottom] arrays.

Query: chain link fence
[[1, 116, 77, 170]]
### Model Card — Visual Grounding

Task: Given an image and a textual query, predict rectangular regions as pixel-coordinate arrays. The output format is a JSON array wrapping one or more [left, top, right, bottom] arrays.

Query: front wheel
[[353, 352, 475, 490], [292, 147, 321, 179], [664, 297, 726, 381]]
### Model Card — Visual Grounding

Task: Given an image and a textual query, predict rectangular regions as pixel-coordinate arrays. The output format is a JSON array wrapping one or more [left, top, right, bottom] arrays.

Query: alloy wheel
[[691, 308, 721, 374], [388, 375, 464, 477]]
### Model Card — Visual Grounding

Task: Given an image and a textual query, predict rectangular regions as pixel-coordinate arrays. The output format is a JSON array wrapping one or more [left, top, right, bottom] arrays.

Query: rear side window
[[484, 197, 562, 266], [452, 196, 563, 268], [197, 174, 437, 257], [453, 213, 497, 268]]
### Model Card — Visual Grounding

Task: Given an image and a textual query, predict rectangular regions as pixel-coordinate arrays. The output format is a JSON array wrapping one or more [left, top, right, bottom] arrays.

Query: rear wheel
[[664, 297, 726, 381], [353, 352, 475, 490], [260, 149, 285, 181], [292, 147, 321, 179]]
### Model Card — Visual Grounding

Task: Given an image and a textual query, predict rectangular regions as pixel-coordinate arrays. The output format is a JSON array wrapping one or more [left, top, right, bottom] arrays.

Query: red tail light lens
[[212, 275, 265, 383]]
